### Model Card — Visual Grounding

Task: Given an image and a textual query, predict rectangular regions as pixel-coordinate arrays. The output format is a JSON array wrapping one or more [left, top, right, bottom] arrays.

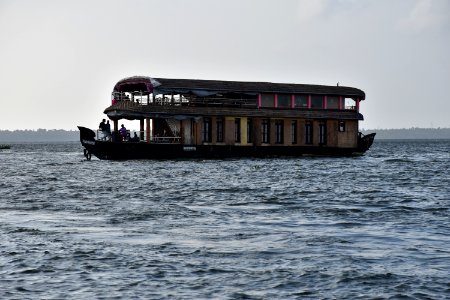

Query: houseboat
[[78, 76, 375, 160]]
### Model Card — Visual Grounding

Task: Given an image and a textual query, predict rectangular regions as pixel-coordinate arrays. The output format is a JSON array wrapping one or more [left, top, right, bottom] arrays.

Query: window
[[294, 95, 308, 108], [345, 97, 356, 110], [261, 94, 275, 107], [327, 96, 339, 109], [247, 118, 253, 143], [319, 122, 327, 145], [216, 118, 224, 142], [235, 118, 241, 143], [277, 94, 290, 108], [275, 120, 284, 144], [305, 121, 313, 144], [311, 95, 324, 109], [291, 120, 298, 144], [202, 117, 211, 142], [338, 121, 345, 132], [262, 119, 270, 144]]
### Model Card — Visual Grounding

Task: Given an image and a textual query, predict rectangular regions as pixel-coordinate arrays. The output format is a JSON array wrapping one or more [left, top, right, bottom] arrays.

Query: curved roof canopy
[[113, 76, 365, 99], [113, 76, 160, 94]]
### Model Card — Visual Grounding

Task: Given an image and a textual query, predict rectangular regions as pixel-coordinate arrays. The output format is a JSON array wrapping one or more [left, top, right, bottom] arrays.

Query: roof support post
[[146, 118, 150, 143], [307, 95, 312, 109], [257, 94, 261, 108], [356, 98, 360, 111], [339, 96, 343, 110], [140, 119, 145, 141], [113, 119, 118, 132], [324, 96, 328, 109], [291, 95, 295, 109], [274, 94, 278, 108], [113, 119, 118, 142]]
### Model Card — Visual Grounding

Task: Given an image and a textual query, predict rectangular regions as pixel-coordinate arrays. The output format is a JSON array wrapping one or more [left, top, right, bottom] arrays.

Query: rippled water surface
[[1, 140, 449, 299]]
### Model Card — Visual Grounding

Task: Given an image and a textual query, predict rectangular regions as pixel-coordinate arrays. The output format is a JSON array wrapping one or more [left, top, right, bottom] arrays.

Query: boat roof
[[113, 76, 366, 100]]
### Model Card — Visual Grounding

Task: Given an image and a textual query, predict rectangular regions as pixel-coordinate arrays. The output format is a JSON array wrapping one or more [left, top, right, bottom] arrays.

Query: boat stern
[[357, 132, 376, 153], [78, 126, 96, 159]]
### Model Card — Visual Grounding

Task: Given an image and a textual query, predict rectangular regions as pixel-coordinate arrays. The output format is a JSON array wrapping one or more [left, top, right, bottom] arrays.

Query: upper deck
[[105, 76, 365, 120]]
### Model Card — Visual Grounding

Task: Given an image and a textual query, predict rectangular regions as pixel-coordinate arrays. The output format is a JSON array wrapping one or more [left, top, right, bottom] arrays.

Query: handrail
[[96, 129, 111, 141], [112, 99, 358, 110], [151, 136, 181, 143], [96, 129, 181, 144], [112, 96, 256, 108]]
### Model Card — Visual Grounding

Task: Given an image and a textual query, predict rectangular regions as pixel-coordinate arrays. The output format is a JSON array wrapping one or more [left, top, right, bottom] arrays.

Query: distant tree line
[[0, 129, 79, 142], [0, 127, 449, 142], [361, 127, 450, 140]]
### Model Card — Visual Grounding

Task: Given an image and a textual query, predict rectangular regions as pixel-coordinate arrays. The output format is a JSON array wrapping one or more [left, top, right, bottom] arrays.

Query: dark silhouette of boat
[[79, 76, 375, 160]]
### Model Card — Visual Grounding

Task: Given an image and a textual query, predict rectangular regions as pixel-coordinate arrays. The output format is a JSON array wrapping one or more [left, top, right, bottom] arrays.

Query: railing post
[[140, 119, 144, 140], [146, 118, 150, 143]]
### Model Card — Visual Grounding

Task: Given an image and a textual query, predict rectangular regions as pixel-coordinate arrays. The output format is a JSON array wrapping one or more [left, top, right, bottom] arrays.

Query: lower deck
[[80, 115, 375, 159], [104, 117, 360, 149]]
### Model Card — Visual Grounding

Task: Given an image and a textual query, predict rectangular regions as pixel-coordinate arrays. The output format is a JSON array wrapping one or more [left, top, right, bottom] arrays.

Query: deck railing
[[150, 136, 181, 143], [112, 99, 358, 110], [114, 97, 256, 108], [96, 130, 180, 144]]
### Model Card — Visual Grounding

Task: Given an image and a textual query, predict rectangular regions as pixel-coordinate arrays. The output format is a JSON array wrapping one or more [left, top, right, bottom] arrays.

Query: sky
[[0, 0, 449, 130]]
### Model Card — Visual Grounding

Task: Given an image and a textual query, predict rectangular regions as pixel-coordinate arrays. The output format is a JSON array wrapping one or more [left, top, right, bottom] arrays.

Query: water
[[0, 140, 449, 299]]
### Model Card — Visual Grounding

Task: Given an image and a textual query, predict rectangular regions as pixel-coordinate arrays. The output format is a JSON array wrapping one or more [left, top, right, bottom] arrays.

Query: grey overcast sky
[[0, 0, 449, 130]]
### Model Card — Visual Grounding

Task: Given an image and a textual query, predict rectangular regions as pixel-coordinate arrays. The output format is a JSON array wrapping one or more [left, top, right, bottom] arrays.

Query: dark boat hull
[[78, 126, 375, 160]]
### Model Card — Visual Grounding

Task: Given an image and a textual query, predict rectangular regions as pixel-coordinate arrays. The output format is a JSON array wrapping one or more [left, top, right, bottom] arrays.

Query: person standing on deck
[[98, 119, 106, 140], [105, 120, 111, 141], [119, 124, 127, 141]]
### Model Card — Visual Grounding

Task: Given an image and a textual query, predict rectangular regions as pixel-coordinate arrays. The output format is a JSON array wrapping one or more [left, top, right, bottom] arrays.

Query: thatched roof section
[[155, 78, 365, 99], [113, 76, 366, 99]]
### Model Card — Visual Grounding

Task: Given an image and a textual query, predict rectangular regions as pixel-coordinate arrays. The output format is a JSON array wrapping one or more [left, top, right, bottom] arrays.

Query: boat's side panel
[[336, 120, 358, 148], [84, 141, 363, 160]]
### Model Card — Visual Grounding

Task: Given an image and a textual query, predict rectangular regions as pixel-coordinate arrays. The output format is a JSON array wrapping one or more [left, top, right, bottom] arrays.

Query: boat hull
[[79, 126, 375, 160]]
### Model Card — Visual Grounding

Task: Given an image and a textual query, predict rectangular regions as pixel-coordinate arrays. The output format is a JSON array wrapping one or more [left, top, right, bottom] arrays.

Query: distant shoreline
[[361, 128, 450, 140], [0, 129, 79, 142], [0, 128, 449, 142]]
